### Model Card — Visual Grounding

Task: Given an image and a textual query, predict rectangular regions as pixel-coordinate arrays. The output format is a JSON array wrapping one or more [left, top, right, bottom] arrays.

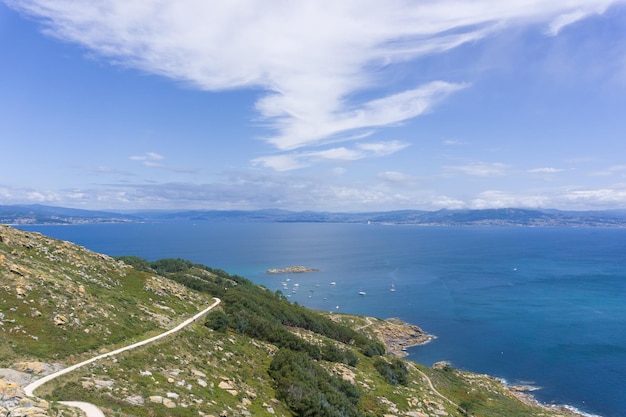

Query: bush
[[204, 310, 229, 332], [321, 343, 359, 367], [374, 357, 408, 386], [268, 349, 361, 417]]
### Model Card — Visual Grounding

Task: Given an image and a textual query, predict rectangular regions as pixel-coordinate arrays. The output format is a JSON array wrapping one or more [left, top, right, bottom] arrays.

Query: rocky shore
[[371, 317, 436, 357], [265, 265, 320, 274], [373, 319, 595, 417], [505, 384, 597, 417]]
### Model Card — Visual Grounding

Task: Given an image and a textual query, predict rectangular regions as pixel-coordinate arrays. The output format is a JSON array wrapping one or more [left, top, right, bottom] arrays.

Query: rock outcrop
[[0, 365, 55, 416], [372, 318, 435, 357], [266, 265, 319, 274]]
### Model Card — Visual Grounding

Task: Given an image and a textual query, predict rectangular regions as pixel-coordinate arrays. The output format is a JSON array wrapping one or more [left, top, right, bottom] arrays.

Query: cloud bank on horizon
[[3, 0, 626, 211]]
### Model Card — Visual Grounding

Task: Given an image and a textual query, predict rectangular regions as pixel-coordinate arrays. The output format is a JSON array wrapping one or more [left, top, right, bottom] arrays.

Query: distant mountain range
[[2, 204, 626, 227]]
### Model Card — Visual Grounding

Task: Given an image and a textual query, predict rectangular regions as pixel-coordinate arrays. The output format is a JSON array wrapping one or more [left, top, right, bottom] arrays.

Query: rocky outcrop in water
[[265, 266, 319, 274]]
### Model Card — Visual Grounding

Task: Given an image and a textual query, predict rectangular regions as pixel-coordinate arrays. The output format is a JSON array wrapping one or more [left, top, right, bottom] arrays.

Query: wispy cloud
[[589, 165, 626, 177], [129, 152, 164, 166], [444, 162, 509, 177], [253, 140, 409, 171], [470, 190, 550, 209], [528, 167, 566, 173], [443, 139, 467, 146], [562, 188, 626, 206], [0, 185, 62, 205], [8, 0, 623, 169], [546, 4, 611, 35], [4, 176, 626, 212], [377, 171, 420, 188], [75, 165, 133, 176], [261, 81, 468, 151], [129, 152, 197, 173]]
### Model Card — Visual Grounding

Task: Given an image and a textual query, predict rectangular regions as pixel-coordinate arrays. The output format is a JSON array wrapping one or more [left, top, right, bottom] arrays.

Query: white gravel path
[[24, 297, 221, 416]]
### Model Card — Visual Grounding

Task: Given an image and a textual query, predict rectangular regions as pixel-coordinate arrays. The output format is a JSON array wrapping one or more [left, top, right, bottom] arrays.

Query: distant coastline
[[4, 204, 626, 227]]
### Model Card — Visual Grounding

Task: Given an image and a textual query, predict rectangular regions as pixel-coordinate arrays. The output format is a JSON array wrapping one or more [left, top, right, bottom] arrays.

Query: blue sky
[[2, 1, 626, 212]]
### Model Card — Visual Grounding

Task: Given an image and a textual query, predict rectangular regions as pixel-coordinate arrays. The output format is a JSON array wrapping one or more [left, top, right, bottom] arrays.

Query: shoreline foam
[[498, 378, 602, 417], [373, 316, 603, 417]]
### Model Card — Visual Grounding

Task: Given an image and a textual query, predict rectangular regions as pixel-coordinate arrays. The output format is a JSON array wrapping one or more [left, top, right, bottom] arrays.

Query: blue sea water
[[19, 222, 626, 417]]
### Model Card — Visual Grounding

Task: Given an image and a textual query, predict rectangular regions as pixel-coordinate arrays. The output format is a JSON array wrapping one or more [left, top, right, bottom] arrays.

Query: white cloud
[[443, 139, 467, 146], [528, 167, 566, 173], [376, 171, 423, 188], [129, 152, 197, 173], [75, 165, 133, 176], [253, 140, 409, 171], [465, 187, 626, 210], [562, 188, 626, 205], [129, 152, 164, 162], [0, 185, 62, 205], [444, 162, 509, 177], [430, 195, 467, 210], [589, 165, 626, 176], [262, 81, 468, 151], [8, 0, 624, 167], [546, 4, 612, 35], [470, 190, 549, 209], [378, 171, 412, 183]]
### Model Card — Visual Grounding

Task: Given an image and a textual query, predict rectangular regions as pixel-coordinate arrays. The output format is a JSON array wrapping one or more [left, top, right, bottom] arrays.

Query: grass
[[1, 226, 585, 417]]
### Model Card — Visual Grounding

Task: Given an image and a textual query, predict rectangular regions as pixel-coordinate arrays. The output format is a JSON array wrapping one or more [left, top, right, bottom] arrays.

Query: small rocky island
[[266, 265, 320, 274]]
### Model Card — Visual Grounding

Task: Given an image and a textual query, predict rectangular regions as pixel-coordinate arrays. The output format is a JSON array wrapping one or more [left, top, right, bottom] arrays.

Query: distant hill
[[0, 204, 137, 225], [2, 204, 626, 227]]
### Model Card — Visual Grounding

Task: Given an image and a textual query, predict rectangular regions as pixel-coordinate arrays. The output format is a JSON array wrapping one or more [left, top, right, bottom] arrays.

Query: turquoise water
[[20, 223, 626, 417]]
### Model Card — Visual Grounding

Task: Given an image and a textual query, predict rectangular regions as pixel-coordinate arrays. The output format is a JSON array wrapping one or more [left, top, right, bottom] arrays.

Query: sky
[[1, 1, 626, 212]]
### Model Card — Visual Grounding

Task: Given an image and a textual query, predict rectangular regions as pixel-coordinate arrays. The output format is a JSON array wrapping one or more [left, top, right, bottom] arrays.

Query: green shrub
[[373, 357, 408, 386], [204, 310, 229, 332], [268, 349, 361, 417]]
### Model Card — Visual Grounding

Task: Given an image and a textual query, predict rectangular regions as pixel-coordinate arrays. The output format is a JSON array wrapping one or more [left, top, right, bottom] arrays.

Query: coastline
[[373, 318, 601, 417], [370, 317, 436, 357], [504, 381, 601, 417]]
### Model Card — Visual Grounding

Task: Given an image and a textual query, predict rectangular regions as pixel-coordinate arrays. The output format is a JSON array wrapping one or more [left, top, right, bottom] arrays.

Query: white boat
[[330, 281, 336, 285], [358, 291, 366, 295], [390, 284, 396, 292]]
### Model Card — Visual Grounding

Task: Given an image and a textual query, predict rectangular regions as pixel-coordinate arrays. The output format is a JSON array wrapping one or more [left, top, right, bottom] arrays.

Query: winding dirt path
[[407, 363, 462, 413], [25, 297, 221, 416], [354, 316, 374, 331]]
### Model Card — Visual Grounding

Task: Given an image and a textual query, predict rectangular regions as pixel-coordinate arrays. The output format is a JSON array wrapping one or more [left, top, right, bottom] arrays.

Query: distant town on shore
[[2, 204, 626, 227]]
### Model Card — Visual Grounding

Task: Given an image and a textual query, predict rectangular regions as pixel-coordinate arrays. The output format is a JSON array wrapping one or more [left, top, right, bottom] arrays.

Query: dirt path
[[25, 297, 221, 416], [407, 363, 463, 413], [354, 316, 374, 331]]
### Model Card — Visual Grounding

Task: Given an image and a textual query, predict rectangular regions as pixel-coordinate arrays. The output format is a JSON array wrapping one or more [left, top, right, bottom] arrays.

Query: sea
[[18, 222, 626, 417]]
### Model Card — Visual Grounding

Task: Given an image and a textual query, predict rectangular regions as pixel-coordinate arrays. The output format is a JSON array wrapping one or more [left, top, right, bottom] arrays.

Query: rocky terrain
[[265, 266, 320, 274], [370, 318, 436, 357], [1, 224, 590, 417]]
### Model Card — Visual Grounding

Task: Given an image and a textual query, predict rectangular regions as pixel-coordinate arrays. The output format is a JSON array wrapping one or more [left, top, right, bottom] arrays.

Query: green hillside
[[1, 224, 583, 416]]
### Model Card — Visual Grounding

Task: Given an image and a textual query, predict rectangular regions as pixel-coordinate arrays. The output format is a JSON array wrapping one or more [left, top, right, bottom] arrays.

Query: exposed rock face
[[266, 266, 319, 274], [0, 374, 50, 416], [372, 318, 435, 357]]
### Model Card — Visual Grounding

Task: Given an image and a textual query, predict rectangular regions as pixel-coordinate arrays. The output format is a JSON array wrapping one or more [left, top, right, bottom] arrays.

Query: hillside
[[1, 224, 586, 416], [3, 204, 626, 227]]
